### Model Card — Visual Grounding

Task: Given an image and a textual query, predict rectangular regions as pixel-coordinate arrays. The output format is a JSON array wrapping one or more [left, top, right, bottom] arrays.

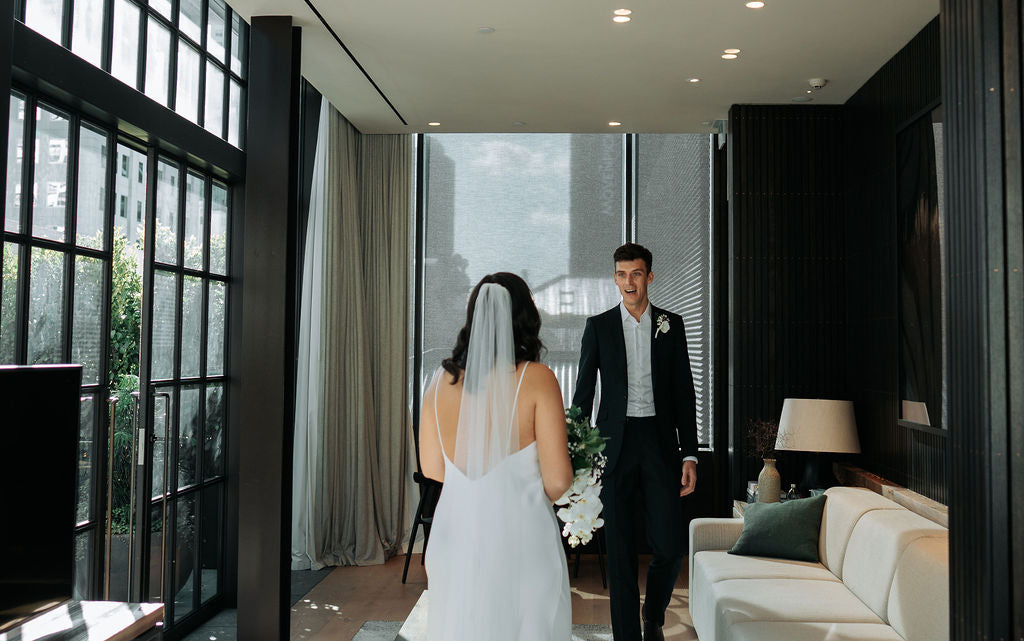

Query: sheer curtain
[[292, 97, 413, 569]]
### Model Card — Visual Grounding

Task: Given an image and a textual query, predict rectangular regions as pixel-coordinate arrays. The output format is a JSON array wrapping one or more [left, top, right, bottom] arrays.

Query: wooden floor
[[290, 553, 697, 641]]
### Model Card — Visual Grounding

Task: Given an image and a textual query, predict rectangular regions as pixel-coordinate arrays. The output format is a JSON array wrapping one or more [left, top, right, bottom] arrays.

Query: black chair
[[402, 471, 443, 583]]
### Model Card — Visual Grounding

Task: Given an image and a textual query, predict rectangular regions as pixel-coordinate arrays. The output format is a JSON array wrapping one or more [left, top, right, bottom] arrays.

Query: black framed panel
[[11, 23, 244, 180]]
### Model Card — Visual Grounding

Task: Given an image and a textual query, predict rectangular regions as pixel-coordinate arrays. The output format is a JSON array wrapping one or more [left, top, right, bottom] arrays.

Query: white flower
[[655, 314, 671, 338]]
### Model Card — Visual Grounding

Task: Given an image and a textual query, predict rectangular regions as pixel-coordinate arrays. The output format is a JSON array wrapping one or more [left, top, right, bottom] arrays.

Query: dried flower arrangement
[[745, 418, 779, 461]]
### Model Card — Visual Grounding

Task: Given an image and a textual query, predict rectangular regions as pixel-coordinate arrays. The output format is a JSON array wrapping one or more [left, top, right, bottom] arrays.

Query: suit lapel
[[649, 304, 659, 392], [608, 306, 627, 383]]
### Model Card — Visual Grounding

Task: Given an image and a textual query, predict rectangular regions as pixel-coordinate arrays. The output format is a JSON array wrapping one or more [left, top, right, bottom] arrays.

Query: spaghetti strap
[[509, 362, 529, 424]]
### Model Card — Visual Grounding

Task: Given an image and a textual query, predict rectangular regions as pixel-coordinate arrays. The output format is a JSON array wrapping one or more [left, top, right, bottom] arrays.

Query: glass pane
[[76, 394, 96, 524], [179, 385, 200, 488], [1, 243, 20, 363], [207, 0, 226, 62], [146, 502, 164, 601], [5, 94, 25, 233], [24, 0, 63, 45], [181, 276, 202, 377], [152, 271, 177, 380], [145, 18, 172, 107], [151, 388, 174, 499], [72, 255, 104, 384], [204, 63, 224, 137], [76, 124, 108, 249], [204, 384, 223, 479], [199, 484, 223, 602], [150, 0, 171, 20], [32, 105, 70, 242], [227, 81, 241, 148], [209, 182, 227, 275], [229, 13, 246, 77], [114, 144, 146, 266], [73, 530, 94, 601], [206, 280, 224, 376], [179, 0, 203, 44], [27, 247, 65, 365], [184, 173, 206, 269], [110, 0, 140, 88], [422, 134, 623, 407], [71, 0, 105, 67], [176, 42, 201, 124], [173, 494, 197, 622], [636, 134, 713, 445], [155, 159, 179, 265], [108, 380, 138, 603]]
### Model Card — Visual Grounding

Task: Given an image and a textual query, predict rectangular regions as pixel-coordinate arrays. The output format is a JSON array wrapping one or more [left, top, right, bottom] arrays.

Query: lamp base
[[799, 452, 838, 493]]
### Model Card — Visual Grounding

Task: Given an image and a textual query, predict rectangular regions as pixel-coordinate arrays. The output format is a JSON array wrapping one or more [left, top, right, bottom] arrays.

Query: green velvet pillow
[[728, 494, 827, 562]]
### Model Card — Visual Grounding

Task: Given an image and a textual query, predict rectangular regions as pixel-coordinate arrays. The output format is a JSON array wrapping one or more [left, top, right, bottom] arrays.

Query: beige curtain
[[292, 98, 413, 569]]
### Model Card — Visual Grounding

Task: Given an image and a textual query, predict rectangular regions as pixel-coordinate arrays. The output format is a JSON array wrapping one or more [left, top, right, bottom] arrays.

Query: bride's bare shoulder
[[520, 362, 560, 392]]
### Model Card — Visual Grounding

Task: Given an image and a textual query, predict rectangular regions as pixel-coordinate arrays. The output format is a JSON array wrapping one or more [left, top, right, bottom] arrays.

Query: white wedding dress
[[425, 362, 572, 641]]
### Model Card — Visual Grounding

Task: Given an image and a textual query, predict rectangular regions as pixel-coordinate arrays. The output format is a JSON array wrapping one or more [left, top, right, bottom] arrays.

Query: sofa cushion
[[728, 621, 906, 641], [887, 535, 949, 641], [694, 550, 840, 584], [728, 494, 826, 562], [820, 487, 904, 578], [710, 578, 884, 639], [841, 509, 947, 623]]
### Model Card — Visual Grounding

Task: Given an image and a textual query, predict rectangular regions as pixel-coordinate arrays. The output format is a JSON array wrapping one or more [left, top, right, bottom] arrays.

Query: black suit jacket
[[572, 303, 698, 474]]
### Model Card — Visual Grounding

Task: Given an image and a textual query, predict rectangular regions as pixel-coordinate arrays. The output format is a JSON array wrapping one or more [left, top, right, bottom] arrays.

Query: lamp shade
[[775, 398, 860, 454]]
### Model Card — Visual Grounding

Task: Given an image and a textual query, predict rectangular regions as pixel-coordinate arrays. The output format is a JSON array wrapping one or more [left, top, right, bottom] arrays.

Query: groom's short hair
[[613, 243, 653, 273]]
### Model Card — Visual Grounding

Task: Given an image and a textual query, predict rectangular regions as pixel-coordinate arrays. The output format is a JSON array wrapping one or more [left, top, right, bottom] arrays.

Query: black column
[[237, 16, 301, 641], [941, 1, 1024, 639], [1, 0, 13, 232]]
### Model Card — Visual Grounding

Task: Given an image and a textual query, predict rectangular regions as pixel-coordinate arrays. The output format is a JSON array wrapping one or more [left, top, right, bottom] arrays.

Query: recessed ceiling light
[[478, 26, 495, 34], [701, 120, 713, 126], [745, 1, 765, 8], [428, 122, 441, 126], [613, 15, 631, 22], [512, 121, 526, 127], [791, 96, 813, 102], [613, 8, 632, 15], [723, 48, 741, 54], [688, 77, 701, 83], [721, 54, 738, 60], [608, 121, 622, 127]]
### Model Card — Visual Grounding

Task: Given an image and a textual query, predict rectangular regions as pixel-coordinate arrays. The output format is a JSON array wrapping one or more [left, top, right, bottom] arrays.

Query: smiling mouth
[[625, 289, 637, 295]]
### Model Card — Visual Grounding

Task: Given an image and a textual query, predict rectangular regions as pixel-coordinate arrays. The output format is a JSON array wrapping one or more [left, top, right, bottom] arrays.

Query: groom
[[573, 243, 698, 641]]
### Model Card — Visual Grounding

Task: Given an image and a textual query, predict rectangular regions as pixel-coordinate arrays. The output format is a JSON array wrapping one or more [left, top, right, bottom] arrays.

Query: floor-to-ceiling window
[[417, 133, 714, 446], [3, 0, 244, 634]]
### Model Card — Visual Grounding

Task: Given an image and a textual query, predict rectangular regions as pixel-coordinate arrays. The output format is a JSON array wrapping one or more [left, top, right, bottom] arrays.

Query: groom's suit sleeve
[[673, 314, 699, 458], [572, 316, 600, 421]]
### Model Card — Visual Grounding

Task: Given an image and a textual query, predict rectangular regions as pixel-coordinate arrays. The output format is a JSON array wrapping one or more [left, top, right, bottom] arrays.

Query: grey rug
[[352, 620, 613, 641]]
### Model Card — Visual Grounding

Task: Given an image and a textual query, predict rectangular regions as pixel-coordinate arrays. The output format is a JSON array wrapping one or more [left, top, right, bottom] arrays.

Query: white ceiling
[[227, 0, 939, 134]]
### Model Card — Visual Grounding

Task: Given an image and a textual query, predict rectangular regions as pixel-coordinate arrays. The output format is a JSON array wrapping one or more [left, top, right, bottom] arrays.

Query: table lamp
[[775, 398, 860, 491]]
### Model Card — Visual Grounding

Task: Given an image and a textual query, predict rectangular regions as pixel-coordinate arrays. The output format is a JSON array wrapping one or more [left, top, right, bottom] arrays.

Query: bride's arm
[[532, 365, 573, 502], [420, 377, 445, 483]]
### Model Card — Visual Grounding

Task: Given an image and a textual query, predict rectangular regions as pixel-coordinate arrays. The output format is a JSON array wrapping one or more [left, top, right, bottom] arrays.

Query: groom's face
[[613, 259, 654, 308]]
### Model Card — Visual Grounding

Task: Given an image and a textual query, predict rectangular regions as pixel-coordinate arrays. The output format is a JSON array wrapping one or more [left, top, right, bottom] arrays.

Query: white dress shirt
[[620, 302, 656, 417], [619, 301, 698, 464]]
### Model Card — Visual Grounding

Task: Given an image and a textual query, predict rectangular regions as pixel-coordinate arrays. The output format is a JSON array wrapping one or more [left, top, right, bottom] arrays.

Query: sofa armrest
[[690, 517, 745, 555], [689, 518, 745, 593]]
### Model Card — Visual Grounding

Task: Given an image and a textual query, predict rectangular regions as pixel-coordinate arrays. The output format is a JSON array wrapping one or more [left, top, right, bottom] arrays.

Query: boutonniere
[[655, 314, 670, 338]]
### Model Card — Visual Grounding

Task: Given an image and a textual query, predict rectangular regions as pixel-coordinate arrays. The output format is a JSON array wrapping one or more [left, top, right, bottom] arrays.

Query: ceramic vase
[[757, 458, 781, 503]]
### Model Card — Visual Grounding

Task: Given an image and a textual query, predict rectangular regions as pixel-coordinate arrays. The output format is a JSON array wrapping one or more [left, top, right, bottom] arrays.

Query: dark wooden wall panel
[[727, 105, 847, 497], [843, 18, 947, 503], [940, 1, 1023, 638]]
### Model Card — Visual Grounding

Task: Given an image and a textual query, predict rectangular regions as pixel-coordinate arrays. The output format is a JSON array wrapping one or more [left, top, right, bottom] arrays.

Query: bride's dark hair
[[442, 272, 544, 383]]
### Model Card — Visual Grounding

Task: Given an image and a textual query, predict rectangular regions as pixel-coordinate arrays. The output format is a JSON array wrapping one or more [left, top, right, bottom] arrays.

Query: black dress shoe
[[642, 618, 665, 641]]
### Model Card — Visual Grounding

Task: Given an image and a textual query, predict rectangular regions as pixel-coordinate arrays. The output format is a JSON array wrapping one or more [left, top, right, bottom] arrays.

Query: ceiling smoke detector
[[809, 78, 828, 90]]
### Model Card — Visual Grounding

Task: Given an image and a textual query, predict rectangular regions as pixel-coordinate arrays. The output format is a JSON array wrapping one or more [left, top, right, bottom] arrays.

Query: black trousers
[[600, 416, 684, 641]]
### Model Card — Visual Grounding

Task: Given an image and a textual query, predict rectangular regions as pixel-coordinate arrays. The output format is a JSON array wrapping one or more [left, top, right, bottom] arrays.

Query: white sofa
[[688, 487, 948, 641]]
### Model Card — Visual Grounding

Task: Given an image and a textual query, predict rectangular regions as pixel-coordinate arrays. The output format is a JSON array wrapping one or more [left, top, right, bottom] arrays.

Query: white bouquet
[[554, 406, 608, 547]]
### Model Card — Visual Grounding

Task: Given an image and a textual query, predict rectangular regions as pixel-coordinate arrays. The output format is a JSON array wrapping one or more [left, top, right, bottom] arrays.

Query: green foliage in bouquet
[[565, 405, 608, 473]]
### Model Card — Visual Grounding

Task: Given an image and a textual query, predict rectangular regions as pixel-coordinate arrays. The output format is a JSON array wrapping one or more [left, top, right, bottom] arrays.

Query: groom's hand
[[680, 460, 697, 497]]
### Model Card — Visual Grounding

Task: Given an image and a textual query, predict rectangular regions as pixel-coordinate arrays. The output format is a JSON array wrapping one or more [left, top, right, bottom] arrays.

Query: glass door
[[2, 87, 230, 632]]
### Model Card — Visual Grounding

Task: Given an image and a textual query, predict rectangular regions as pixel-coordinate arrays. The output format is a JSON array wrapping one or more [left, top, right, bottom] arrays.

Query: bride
[[420, 272, 574, 641]]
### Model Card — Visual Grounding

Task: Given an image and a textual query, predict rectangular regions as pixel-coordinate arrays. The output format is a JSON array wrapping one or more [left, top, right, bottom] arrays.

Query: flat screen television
[[0, 364, 82, 630]]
